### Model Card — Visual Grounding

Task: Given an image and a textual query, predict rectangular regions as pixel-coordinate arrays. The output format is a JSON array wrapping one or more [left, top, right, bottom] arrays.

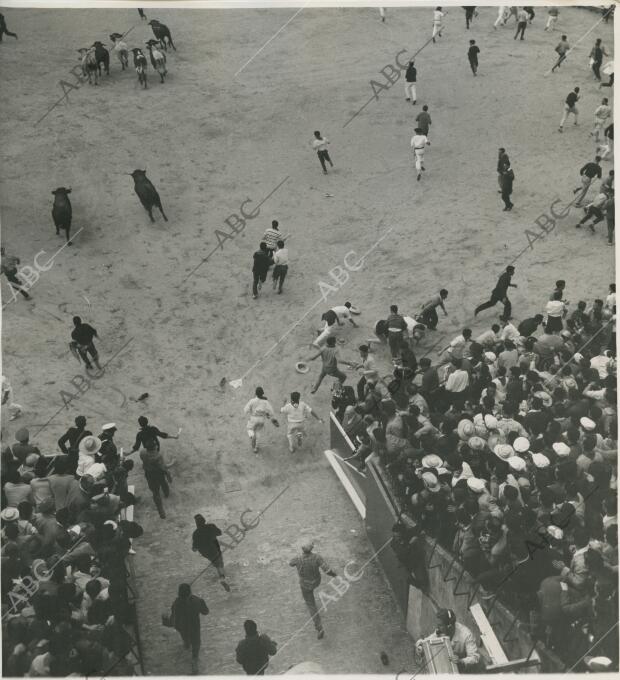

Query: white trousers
[[545, 15, 557, 31], [414, 148, 425, 172], [432, 21, 443, 38], [405, 82, 417, 101]]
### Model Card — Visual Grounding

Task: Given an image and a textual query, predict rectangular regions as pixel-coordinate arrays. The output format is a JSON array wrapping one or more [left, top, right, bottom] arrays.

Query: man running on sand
[[308, 336, 347, 394], [243, 387, 279, 454], [411, 128, 430, 182], [280, 392, 322, 453]]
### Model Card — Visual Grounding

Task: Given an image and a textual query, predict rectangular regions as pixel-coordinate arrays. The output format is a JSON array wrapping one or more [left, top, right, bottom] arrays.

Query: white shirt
[[500, 322, 520, 343], [274, 247, 289, 265], [590, 354, 610, 379], [332, 305, 351, 321], [475, 329, 500, 348], [546, 300, 565, 318], [113, 40, 128, 52], [411, 134, 428, 150], [595, 105, 612, 122], [404, 316, 423, 338], [433, 9, 444, 23], [244, 397, 274, 420], [281, 401, 312, 424], [446, 369, 469, 393], [449, 334, 470, 359], [312, 137, 328, 152], [605, 292, 615, 309]]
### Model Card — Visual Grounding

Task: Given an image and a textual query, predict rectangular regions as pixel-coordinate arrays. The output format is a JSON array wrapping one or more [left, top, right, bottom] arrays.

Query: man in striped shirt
[[289, 541, 337, 639], [262, 220, 281, 256]]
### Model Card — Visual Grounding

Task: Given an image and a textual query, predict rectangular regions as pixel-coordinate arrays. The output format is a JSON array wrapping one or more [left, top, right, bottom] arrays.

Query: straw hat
[[295, 362, 310, 374], [422, 471, 440, 493], [552, 442, 570, 458], [494, 444, 514, 460], [79, 436, 102, 456], [457, 419, 475, 440], [468, 436, 486, 451], [507, 456, 526, 472], [513, 437, 530, 453], [467, 478, 486, 493], [421, 454, 443, 469], [531, 453, 550, 469]]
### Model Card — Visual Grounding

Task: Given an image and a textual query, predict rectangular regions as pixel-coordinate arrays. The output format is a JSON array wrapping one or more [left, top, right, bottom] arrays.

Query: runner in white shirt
[[432, 6, 446, 42], [411, 129, 430, 182], [243, 387, 279, 454], [494, 6, 507, 29], [280, 392, 322, 453], [272, 240, 289, 294], [331, 302, 358, 328]]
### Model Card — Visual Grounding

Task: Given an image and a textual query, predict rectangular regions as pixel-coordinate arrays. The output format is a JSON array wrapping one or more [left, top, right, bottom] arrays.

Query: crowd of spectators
[[334, 282, 618, 669], [1, 427, 142, 676]]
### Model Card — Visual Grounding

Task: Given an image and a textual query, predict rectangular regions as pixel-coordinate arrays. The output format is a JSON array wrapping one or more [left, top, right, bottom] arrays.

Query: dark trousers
[[475, 293, 511, 321], [514, 21, 526, 39], [468, 57, 478, 74], [4, 270, 29, 298], [579, 206, 604, 227], [601, 73, 614, 87], [465, 9, 475, 28], [0, 28, 17, 40], [317, 149, 333, 172], [301, 587, 323, 631], [357, 375, 368, 401], [552, 54, 566, 71], [592, 61, 602, 80], [421, 307, 439, 329], [502, 189, 513, 209], [145, 470, 169, 518], [252, 271, 267, 296], [272, 264, 288, 291], [73, 341, 99, 369], [388, 332, 403, 358], [180, 628, 201, 658], [607, 215, 615, 243]]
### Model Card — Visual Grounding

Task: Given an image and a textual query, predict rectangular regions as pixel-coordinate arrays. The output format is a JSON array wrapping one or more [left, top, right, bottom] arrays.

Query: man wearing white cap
[[98, 423, 118, 464], [289, 541, 337, 639]]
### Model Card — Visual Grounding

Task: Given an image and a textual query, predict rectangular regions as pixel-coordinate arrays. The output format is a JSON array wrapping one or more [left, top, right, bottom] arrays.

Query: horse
[[131, 48, 148, 89], [110, 33, 129, 70], [78, 47, 98, 85], [145, 40, 167, 83]]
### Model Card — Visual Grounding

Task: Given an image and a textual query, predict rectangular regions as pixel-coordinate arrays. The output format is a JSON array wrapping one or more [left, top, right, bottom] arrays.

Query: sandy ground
[[0, 3, 614, 675]]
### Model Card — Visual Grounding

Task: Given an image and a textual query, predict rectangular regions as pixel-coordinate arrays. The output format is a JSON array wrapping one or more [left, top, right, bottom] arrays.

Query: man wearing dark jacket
[[131, 415, 178, 452], [57, 416, 91, 474], [192, 514, 230, 591], [405, 60, 417, 104], [474, 265, 517, 321], [235, 619, 277, 675], [500, 165, 515, 211], [497, 148, 510, 191], [252, 242, 273, 299]]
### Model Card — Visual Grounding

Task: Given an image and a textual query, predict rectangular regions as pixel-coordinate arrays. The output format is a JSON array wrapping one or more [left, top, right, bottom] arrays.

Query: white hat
[[552, 442, 570, 458], [421, 454, 444, 469], [457, 419, 475, 440], [79, 436, 102, 456], [484, 352, 497, 363], [547, 525, 564, 541], [468, 436, 486, 451], [422, 470, 440, 492], [467, 477, 486, 493], [533, 391, 553, 408], [436, 467, 449, 477], [513, 437, 530, 453], [452, 462, 474, 487], [101, 423, 117, 431], [494, 444, 514, 460], [484, 414, 499, 430], [507, 456, 526, 472], [531, 453, 550, 469], [586, 657, 613, 672], [573, 352, 584, 362], [580, 417, 596, 431], [0, 507, 19, 522]]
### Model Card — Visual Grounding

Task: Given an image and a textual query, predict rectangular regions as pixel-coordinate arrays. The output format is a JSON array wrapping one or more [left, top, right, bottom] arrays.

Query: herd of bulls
[[77, 19, 175, 88]]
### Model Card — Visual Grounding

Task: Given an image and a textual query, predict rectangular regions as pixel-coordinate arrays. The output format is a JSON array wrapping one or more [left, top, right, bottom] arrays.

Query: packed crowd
[[335, 282, 617, 667], [0, 422, 146, 676]]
